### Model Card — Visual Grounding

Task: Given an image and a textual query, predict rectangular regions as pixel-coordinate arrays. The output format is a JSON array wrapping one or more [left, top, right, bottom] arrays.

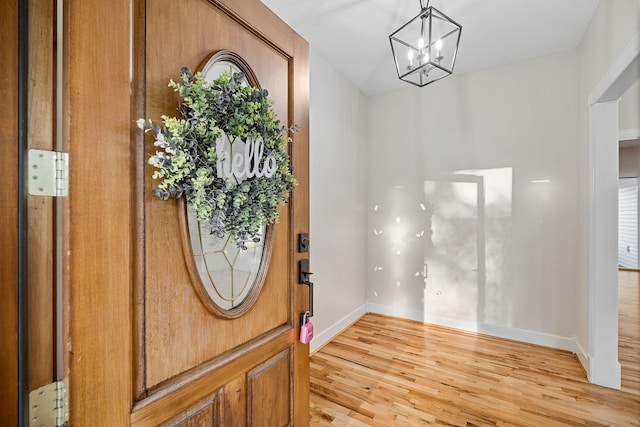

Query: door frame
[[17, 0, 29, 424], [587, 31, 639, 388]]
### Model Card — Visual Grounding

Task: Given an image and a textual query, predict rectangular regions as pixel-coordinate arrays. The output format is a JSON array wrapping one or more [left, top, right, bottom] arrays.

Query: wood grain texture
[[176, 406, 215, 427], [219, 375, 246, 427], [619, 269, 640, 396], [208, 0, 296, 57], [247, 349, 292, 427], [160, 394, 216, 427], [310, 313, 640, 426], [131, 326, 294, 426], [65, 0, 133, 423], [27, 0, 55, 392], [0, 0, 19, 424]]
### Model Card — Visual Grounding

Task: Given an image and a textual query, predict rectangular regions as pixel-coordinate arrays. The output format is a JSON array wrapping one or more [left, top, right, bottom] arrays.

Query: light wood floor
[[620, 270, 640, 397], [309, 272, 640, 426]]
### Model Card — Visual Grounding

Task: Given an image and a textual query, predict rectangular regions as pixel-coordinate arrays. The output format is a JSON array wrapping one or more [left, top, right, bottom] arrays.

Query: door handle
[[299, 259, 313, 317]]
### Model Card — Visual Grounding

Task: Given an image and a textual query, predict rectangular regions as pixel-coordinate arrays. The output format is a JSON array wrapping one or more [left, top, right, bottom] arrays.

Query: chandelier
[[389, 0, 462, 87]]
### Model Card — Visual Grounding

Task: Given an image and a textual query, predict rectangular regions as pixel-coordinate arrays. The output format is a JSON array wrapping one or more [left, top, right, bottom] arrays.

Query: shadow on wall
[[369, 167, 513, 331]]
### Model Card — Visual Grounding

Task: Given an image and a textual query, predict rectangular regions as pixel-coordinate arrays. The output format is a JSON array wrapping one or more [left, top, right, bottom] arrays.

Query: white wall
[[366, 51, 581, 350], [309, 48, 368, 351], [619, 146, 640, 177], [620, 80, 640, 138], [575, 0, 640, 384]]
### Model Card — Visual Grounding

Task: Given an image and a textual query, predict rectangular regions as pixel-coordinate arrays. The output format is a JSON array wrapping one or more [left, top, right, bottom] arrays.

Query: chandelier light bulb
[[407, 50, 414, 66], [418, 38, 425, 50], [435, 38, 443, 57]]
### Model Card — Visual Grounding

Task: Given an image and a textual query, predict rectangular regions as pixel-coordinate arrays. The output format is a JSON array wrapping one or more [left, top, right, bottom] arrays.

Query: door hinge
[[28, 149, 69, 197], [29, 381, 69, 427]]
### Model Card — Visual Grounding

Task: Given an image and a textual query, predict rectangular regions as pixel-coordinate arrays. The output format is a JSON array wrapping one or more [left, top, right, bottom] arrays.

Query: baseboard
[[587, 356, 622, 389], [366, 303, 494, 333], [478, 323, 582, 354], [574, 339, 590, 378], [310, 304, 367, 354], [365, 303, 427, 324], [366, 302, 585, 357]]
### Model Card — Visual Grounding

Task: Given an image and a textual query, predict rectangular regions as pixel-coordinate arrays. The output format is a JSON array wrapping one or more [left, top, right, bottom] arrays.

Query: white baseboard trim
[[366, 302, 586, 361], [478, 323, 581, 354], [366, 303, 427, 324], [310, 304, 367, 354], [587, 355, 622, 389], [573, 338, 590, 377]]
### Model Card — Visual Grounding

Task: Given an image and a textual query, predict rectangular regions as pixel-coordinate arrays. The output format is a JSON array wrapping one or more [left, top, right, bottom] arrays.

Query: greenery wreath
[[138, 67, 297, 249]]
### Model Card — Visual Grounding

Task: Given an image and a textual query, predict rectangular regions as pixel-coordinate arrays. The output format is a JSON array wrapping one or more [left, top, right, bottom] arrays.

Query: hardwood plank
[[311, 311, 640, 426], [619, 269, 640, 396]]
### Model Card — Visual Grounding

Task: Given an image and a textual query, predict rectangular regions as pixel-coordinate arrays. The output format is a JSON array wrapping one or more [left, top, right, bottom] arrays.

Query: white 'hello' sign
[[215, 130, 277, 182]]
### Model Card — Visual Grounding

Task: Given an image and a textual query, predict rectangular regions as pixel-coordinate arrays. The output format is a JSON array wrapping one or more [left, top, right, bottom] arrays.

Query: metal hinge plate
[[29, 381, 69, 427], [28, 149, 69, 197]]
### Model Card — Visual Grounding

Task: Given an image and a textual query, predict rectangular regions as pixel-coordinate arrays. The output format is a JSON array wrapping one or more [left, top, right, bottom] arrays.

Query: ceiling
[[260, 0, 600, 96]]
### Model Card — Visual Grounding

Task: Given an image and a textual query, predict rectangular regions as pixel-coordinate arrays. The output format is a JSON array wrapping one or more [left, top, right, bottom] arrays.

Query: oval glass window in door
[[179, 51, 274, 319]]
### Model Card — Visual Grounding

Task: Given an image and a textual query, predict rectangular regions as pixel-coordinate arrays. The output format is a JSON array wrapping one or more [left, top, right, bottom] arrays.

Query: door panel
[[219, 375, 246, 426], [161, 394, 217, 426], [143, 0, 291, 386], [131, 328, 293, 425], [129, 0, 308, 425], [247, 349, 291, 427]]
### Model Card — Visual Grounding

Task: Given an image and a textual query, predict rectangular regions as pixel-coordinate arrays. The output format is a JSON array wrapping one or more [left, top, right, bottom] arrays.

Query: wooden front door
[[62, 0, 310, 425]]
